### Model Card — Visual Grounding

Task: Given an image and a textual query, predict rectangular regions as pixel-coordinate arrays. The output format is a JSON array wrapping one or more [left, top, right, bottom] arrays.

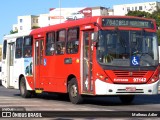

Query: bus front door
[[35, 39, 44, 91], [82, 31, 94, 94]]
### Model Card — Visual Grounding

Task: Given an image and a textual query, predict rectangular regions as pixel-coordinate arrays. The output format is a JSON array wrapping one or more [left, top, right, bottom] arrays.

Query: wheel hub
[[71, 85, 77, 98]]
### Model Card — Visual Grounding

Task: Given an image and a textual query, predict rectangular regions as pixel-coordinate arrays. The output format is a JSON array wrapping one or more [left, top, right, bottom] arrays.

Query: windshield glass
[[97, 30, 158, 67]]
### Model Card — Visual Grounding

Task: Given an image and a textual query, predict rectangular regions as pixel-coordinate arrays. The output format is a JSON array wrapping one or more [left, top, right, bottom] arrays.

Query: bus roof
[[3, 30, 32, 40], [30, 16, 156, 35]]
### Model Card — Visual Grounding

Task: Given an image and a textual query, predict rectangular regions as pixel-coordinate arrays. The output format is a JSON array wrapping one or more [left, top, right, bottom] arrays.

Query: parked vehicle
[[66, 12, 84, 20]]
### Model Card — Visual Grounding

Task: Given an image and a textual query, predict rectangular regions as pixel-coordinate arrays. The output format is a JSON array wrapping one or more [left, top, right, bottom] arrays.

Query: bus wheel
[[68, 78, 83, 104], [20, 77, 31, 98], [119, 95, 135, 104]]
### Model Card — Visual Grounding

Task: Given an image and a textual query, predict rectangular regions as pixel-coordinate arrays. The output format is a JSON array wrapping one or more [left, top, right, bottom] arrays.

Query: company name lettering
[[114, 79, 128, 82]]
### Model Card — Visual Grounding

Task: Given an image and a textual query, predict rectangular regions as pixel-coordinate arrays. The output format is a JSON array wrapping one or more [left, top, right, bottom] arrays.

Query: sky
[[0, 0, 159, 44]]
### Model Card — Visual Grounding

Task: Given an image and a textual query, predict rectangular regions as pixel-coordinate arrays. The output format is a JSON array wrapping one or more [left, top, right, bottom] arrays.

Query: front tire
[[68, 78, 83, 104], [119, 95, 135, 104], [20, 77, 32, 98]]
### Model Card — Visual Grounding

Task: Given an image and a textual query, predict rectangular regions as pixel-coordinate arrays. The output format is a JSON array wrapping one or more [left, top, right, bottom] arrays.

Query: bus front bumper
[[95, 79, 159, 95]]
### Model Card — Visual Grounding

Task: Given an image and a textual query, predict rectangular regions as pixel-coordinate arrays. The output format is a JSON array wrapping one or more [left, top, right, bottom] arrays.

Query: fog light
[[148, 89, 152, 93], [109, 89, 113, 92]]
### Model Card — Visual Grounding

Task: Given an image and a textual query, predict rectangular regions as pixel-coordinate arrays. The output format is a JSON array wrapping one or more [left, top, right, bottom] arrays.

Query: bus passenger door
[[8, 42, 15, 88], [34, 39, 44, 90], [82, 31, 94, 94]]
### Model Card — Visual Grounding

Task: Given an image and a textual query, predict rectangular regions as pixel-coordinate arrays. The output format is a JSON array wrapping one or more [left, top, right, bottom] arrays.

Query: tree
[[10, 30, 18, 34], [126, 11, 151, 18], [157, 30, 160, 45], [126, 10, 160, 44], [150, 9, 160, 27], [32, 26, 40, 29]]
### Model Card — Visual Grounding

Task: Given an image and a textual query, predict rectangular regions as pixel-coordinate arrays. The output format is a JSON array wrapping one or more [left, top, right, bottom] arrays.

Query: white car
[[66, 12, 84, 20]]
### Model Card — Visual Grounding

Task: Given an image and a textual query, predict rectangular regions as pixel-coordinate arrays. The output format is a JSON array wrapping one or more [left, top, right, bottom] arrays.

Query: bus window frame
[[3, 40, 7, 60], [15, 37, 23, 59], [66, 27, 80, 54], [45, 31, 55, 56], [23, 36, 33, 58], [55, 29, 66, 55]]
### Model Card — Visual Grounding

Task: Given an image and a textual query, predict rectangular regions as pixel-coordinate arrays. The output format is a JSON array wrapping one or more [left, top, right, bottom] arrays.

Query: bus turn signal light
[[96, 73, 108, 81]]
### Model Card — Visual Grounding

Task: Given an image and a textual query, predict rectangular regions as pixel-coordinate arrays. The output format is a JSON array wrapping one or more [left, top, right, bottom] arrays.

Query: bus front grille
[[113, 70, 147, 78]]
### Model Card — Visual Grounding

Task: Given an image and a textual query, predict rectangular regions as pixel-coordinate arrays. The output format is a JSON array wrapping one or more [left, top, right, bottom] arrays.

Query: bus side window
[[3, 40, 7, 60], [56, 29, 66, 55], [15, 37, 23, 58], [23, 36, 32, 58], [46, 32, 55, 56], [67, 27, 79, 54]]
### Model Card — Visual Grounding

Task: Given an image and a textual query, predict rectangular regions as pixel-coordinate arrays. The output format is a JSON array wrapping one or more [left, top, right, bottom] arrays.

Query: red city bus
[[2, 16, 160, 104]]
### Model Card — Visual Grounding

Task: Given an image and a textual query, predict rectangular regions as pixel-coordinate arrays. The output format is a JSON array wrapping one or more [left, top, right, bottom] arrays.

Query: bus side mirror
[[91, 32, 98, 42]]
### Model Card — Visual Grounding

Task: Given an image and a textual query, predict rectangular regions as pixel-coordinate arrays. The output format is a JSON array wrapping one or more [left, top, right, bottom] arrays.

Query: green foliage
[[126, 9, 160, 44], [150, 9, 160, 27], [126, 11, 151, 18], [126, 9, 160, 27], [157, 30, 160, 45], [32, 26, 40, 29], [10, 30, 18, 34]]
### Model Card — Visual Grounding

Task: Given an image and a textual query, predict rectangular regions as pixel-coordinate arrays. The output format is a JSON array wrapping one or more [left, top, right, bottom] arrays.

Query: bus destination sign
[[102, 18, 154, 29]]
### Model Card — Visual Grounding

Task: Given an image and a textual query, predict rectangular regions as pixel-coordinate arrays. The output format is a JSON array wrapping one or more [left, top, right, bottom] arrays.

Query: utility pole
[[59, 0, 61, 23]]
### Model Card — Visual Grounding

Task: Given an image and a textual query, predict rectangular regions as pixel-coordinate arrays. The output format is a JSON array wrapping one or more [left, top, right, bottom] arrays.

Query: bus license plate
[[126, 87, 136, 92]]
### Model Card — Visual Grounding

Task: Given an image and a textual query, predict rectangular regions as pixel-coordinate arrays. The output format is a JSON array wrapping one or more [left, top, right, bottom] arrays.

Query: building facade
[[49, 7, 110, 25], [39, 14, 50, 27], [113, 1, 160, 16], [12, 7, 111, 32], [12, 1, 160, 33], [13, 15, 39, 33]]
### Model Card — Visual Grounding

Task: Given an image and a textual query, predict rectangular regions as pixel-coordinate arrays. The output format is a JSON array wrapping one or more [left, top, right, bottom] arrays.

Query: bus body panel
[[2, 38, 16, 88], [2, 31, 32, 90]]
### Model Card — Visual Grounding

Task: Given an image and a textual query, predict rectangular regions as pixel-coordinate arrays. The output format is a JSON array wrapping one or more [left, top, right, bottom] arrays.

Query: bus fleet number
[[133, 78, 146, 83]]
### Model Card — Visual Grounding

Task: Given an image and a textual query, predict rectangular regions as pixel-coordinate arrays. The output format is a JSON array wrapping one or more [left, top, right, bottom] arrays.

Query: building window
[[20, 19, 23, 23], [15, 27, 18, 31], [127, 7, 130, 12], [66, 27, 79, 54], [33, 18, 35, 23], [36, 19, 38, 23], [139, 6, 142, 10], [56, 29, 66, 55], [20, 26, 23, 30], [46, 32, 55, 56], [135, 7, 137, 11]]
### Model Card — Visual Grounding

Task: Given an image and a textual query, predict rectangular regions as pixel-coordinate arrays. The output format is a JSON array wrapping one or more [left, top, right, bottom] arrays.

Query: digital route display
[[102, 18, 154, 29]]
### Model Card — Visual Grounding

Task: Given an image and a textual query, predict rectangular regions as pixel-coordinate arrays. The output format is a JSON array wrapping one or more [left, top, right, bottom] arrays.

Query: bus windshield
[[97, 30, 159, 67]]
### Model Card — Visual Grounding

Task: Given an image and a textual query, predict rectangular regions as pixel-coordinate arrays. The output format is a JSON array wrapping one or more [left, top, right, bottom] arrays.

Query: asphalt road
[[0, 85, 160, 120]]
